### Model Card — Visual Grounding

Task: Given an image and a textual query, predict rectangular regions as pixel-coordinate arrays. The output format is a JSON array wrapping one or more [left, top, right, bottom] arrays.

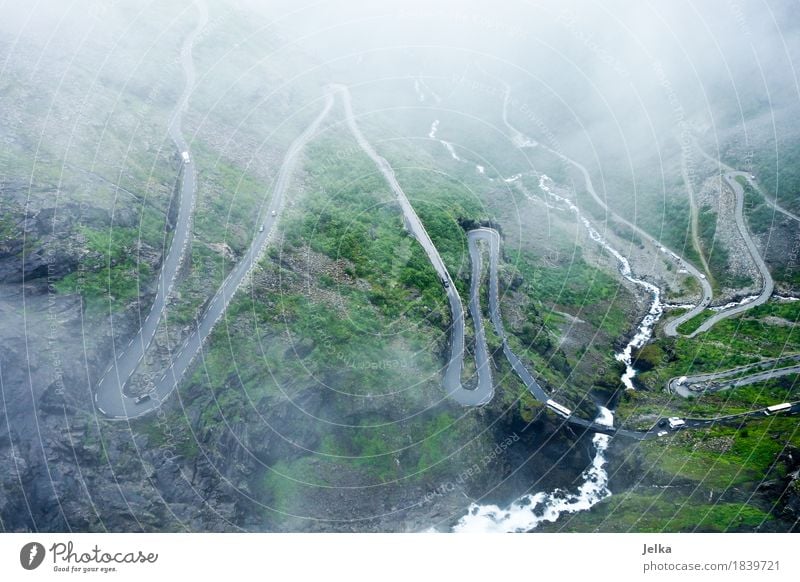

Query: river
[[441, 134, 666, 531], [536, 174, 664, 392], [453, 407, 614, 532]]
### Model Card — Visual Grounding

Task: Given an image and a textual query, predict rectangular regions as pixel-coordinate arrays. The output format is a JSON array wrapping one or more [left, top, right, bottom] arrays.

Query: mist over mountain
[[1, 0, 799, 533]]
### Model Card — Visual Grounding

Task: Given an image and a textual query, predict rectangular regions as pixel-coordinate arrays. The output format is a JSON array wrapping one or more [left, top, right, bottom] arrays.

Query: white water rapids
[[453, 407, 614, 533], [429, 120, 488, 174], [536, 174, 664, 391], [425, 111, 666, 531], [710, 295, 758, 312], [450, 175, 665, 532]]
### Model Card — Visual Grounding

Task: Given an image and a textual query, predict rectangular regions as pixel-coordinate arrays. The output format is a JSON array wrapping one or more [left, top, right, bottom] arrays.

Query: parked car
[[135, 394, 151, 405]]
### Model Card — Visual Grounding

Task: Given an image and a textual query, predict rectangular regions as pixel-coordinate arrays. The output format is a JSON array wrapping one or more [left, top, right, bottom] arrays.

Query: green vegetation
[[641, 418, 796, 490], [127, 78, 798, 532], [540, 491, 772, 532], [145, 131, 500, 521], [633, 300, 800, 394], [606, 295, 800, 531], [261, 458, 326, 515], [712, 373, 799, 408], [697, 205, 730, 289], [738, 175, 777, 235], [558, 156, 702, 272], [394, 167, 487, 294], [55, 222, 164, 311], [0, 200, 24, 243], [282, 137, 449, 318], [191, 141, 271, 254], [675, 308, 716, 335], [749, 141, 800, 216], [508, 246, 630, 337], [307, 411, 465, 481]]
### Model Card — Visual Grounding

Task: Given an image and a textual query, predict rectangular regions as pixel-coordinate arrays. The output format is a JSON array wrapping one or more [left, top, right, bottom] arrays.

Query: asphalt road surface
[[693, 139, 800, 223], [677, 171, 775, 338], [489, 79, 715, 339], [668, 355, 800, 398], [96, 73, 796, 445], [335, 84, 493, 406], [94, 0, 208, 418], [95, 85, 333, 418]]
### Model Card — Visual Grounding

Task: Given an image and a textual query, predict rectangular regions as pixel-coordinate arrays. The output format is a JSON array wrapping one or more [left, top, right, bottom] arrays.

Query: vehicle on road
[[765, 403, 791, 415], [181, 151, 190, 163], [135, 394, 151, 405], [668, 417, 686, 429], [271, 210, 277, 217], [657, 431, 668, 437], [441, 277, 450, 288], [259, 225, 264, 232], [546, 399, 572, 418], [676, 376, 687, 385], [658, 419, 667, 428]]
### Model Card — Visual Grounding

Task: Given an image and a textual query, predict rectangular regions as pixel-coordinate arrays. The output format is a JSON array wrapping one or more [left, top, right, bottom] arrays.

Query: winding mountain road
[[95, 64, 795, 444], [491, 79, 714, 339], [497, 82, 783, 340], [348, 77, 793, 438], [94, 0, 208, 418], [466, 229, 655, 439], [334, 84, 493, 406], [94, 35, 334, 418], [667, 354, 800, 398], [676, 171, 775, 337], [467, 229, 548, 400], [463, 229, 794, 439], [693, 139, 800, 224]]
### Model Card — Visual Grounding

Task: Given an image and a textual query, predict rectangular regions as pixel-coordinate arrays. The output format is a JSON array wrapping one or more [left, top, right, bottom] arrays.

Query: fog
[[226, 0, 800, 218], [6, 0, 798, 174], [2, 0, 800, 534], [239, 0, 799, 139]]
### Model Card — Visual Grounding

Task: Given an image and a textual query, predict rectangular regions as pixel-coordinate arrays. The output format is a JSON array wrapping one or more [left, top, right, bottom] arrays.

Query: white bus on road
[[765, 403, 791, 415], [668, 417, 686, 429], [546, 399, 571, 418]]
